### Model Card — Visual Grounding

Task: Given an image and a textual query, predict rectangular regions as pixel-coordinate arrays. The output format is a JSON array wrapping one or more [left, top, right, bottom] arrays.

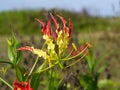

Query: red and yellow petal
[[17, 46, 33, 51], [13, 79, 33, 90]]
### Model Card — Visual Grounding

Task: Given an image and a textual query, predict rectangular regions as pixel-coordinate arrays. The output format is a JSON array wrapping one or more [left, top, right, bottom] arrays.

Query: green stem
[[66, 48, 74, 58], [0, 60, 13, 65], [0, 77, 13, 89], [42, 42, 47, 49], [49, 68, 54, 90], [64, 52, 87, 69], [34, 60, 47, 74], [34, 61, 59, 74], [63, 45, 88, 61], [28, 56, 39, 77]]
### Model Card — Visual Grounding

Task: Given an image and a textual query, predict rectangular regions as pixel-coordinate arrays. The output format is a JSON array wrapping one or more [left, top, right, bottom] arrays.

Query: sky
[[0, 0, 120, 16]]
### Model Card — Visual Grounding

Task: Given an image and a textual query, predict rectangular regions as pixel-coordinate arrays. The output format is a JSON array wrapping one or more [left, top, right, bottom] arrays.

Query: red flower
[[50, 13, 72, 38], [50, 13, 60, 32], [72, 42, 91, 56], [68, 20, 72, 37], [17, 46, 33, 51], [35, 18, 52, 36], [13, 79, 33, 90], [35, 13, 72, 39]]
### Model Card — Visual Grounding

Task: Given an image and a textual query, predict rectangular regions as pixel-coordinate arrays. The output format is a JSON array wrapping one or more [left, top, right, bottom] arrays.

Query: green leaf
[[35, 60, 47, 73], [16, 51, 22, 64], [0, 60, 13, 65], [31, 60, 46, 90], [15, 66, 27, 82], [11, 32, 18, 48], [94, 50, 113, 69], [58, 62, 64, 69], [85, 48, 94, 73], [8, 46, 14, 63], [80, 75, 98, 90], [30, 73, 41, 90], [6, 39, 12, 46], [98, 79, 120, 88], [97, 65, 107, 76], [7, 32, 22, 65]]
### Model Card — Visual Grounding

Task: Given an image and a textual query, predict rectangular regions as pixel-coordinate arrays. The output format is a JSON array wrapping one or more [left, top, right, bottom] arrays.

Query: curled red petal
[[13, 79, 33, 90], [35, 18, 48, 35], [47, 18, 52, 30], [68, 20, 72, 37], [51, 30, 57, 41], [50, 13, 60, 31], [57, 15, 66, 28], [46, 18, 52, 36], [17, 46, 33, 51], [35, 18, 46, 28]]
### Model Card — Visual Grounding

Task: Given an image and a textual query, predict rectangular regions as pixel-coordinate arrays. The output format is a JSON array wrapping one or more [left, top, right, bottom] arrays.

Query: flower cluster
[[17, 13, 74, 65], [13, 79, 33, 90], [17, 13, 91, 70]]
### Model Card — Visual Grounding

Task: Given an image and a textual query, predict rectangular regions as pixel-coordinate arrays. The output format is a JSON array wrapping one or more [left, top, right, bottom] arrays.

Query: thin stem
[[42, 42, 47, 49], [0, 77, 13, 89], [63, 45, 88, 61], [28, 56, 39, 77], [35, 61, 59, 74], [0, 60, 13, 65], [49, 68, 54, 90], [64, 52, 87, 69], [66, 48, 74, 58], [34, 60, 47, 74]]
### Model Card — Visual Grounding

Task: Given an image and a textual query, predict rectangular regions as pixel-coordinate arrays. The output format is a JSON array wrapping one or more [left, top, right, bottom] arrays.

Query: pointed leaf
[[30, 73, 41, 90], [0, 60, 13, 65], [97, 65, 107, 76], [8, 46, 14, 63], [94, 50, 113, 69], [16, 51, 22, 64], [98, 79, 120, 88], [85, 48, 94, 72], [15, 66, 27, 82], [6, 39, 12, 46], [35, 60, 47, 73]]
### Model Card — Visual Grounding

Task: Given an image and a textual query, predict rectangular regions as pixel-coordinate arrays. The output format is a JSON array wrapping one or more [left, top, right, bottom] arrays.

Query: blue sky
[[0, 0, 120, 16]]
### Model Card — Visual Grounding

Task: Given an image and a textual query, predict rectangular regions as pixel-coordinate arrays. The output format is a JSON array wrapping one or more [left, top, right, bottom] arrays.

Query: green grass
[[0, 9, 120, 35]]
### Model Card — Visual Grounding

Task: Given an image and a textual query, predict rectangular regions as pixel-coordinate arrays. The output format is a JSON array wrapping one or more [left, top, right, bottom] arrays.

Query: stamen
[[86, 42, 92, 48]]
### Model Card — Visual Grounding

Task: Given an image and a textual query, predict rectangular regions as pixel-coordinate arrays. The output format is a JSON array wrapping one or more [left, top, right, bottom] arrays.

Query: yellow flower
[[17, 46, 49, 59], [43, 35, 55, 50], [56, 30, 69, 55], [33, 48, 49, 60]]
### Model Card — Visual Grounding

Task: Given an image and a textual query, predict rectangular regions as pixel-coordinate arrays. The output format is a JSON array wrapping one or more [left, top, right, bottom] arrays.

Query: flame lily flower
[[35, 18, 52, 36], [72, 42, 91, 56], [13, 79, 33, 90], [17, 46, 50, 60], [17, 13, 91, 67], [49, 13, 73, 55], [57, 15, 72, 37], [18, 13, 73, 60]]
